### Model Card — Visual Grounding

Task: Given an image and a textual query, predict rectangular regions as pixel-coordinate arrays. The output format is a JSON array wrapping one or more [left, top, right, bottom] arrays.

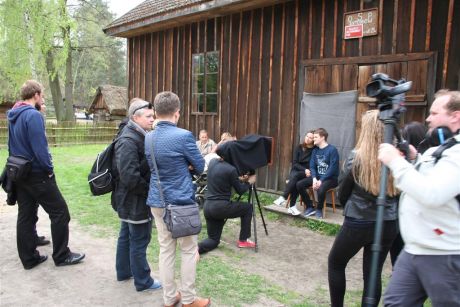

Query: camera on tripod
[[366, 73, 412, 112], [366, 73, 413, 156]]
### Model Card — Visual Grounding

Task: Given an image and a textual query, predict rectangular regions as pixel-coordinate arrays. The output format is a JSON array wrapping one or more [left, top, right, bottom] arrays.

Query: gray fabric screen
[[300, 91, 358, 166]]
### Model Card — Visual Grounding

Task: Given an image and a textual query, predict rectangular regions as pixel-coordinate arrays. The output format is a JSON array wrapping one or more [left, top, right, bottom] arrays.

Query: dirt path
[[0, 197, 163, 306], [0, 192, 392, 306]]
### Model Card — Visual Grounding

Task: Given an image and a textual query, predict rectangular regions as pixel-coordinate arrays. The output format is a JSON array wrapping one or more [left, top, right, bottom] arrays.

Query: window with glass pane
[[191, 51, 219, 113]]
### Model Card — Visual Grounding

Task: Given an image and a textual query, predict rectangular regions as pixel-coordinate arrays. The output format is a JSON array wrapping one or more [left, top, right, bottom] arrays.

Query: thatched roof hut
[[89, 85, 127, 121]]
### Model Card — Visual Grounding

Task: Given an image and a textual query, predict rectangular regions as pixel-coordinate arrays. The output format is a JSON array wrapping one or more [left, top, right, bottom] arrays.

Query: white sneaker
[[287, 206, 301, 216], [274, 196, 286, 206]]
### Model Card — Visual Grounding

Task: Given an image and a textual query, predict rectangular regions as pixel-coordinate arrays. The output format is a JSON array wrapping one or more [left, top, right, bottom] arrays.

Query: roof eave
[[104, 0, 286, 38]]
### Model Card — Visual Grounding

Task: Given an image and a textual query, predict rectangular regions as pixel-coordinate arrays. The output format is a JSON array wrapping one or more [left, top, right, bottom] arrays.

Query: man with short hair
[[300, 128, 339, 219], [196, 129, 216, 156], [112, 98, 161, 292], [7, 80, 84, 269], [146, 91, 210, 307], [379, 90, 460, 306]]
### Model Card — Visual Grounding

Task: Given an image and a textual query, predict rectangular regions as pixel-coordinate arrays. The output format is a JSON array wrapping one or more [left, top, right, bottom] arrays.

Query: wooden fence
[[0, 120, 119, 148]]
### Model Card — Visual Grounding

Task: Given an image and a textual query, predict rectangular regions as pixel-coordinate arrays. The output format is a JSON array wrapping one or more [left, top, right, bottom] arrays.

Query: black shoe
[[36, 236, 51, 246], [56, 252, 85, 267], [24, 255, 48, 270]]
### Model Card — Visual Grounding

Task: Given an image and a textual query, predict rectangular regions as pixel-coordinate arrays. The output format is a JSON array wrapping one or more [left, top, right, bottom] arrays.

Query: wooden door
[[299, 53, 436, 143]]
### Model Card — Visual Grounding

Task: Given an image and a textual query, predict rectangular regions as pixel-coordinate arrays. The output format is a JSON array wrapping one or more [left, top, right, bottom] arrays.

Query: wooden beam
[[301, 52, 435, 66], [341, 0, 347, 56], [320, 0, 325, 58], [218, 17, 223, 134], [291, 0, 299, 153], [425, 0, 432, 51], [333, 0, 338, 57], [257, 9, 264, 133], [265, 6, 275, 188], [187, 25, 192, 128], [442, 0, 454, 88], [408, 0, 416, 52], [392, 0, 398, 54], [227, 16, 232, 131], [244, 10, 254, 133], [308, 0, 313, 59], [378, 0, 383, 55], [275, 2, 286, 191], [234, 12, 243, 129]]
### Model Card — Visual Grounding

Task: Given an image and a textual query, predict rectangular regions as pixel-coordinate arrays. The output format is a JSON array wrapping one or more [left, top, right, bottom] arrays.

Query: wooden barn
[[89, 85, 128, 122], [104, 0, 460, 193]]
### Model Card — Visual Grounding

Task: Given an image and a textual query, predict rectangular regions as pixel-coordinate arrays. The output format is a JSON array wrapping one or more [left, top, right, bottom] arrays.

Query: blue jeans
[[116, 220, 154, 291]]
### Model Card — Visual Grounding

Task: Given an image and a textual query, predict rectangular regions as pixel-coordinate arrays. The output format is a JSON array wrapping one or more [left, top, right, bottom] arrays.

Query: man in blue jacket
[[7, 80, 84, 269], [300, 128, 339, 219], [145, 92, 210, 307]]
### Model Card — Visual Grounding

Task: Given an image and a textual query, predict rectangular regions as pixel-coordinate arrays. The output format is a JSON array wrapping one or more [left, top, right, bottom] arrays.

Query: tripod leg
[[249, 186, 258, 252], [253, 186, 268, 236]]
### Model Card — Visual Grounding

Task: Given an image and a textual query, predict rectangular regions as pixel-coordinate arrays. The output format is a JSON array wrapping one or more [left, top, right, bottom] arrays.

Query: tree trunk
[[64, 36, 74, 122], [46, 50, 64, 121]]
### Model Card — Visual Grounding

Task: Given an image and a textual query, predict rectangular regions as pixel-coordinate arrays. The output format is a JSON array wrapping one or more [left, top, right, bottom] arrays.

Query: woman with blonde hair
[[328, 110, 399, 307]]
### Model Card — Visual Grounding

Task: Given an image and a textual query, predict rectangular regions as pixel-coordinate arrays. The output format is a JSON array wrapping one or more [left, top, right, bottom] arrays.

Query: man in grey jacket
[[379, 90, 460, 306], [112, 98, 161, 292]]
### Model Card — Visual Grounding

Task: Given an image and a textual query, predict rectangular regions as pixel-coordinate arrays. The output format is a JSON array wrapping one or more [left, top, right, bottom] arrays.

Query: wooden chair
[[307, 187, 336, 218]]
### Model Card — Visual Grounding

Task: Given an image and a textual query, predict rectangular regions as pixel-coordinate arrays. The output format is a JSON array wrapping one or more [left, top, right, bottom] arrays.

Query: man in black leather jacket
[[111, 98, 161, 292]]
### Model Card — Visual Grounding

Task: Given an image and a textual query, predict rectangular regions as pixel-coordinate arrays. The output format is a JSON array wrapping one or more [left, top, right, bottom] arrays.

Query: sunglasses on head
[[132, 103, 153, 114]]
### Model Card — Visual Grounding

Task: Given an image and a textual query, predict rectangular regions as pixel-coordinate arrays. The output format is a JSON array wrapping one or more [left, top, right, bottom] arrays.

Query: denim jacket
[[145, 121, 205, 207]]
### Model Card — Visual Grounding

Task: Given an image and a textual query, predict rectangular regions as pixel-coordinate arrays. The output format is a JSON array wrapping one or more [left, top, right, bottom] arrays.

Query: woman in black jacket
[[328, 110, 399, 307], [273, 130, 315, 215]]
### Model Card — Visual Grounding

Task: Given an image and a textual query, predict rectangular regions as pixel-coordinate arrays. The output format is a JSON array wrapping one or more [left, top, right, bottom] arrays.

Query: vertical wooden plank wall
[[126, 0, 459, 192]]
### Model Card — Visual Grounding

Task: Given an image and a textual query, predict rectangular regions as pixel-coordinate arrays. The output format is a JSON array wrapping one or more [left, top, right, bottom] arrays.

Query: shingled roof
[[104, 0, 285, 38], [106, 0, 209, 30]]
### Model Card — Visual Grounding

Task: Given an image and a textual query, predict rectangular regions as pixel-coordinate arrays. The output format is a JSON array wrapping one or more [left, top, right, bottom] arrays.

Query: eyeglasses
[[132, 103, 153, 114]]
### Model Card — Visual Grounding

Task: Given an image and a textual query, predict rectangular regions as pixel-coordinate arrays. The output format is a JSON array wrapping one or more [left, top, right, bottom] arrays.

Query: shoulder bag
[[146, 133, 202, 238]]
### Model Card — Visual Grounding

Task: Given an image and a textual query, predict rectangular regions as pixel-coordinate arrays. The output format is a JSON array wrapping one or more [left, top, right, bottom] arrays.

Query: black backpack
[[88, 138, 119, 196]]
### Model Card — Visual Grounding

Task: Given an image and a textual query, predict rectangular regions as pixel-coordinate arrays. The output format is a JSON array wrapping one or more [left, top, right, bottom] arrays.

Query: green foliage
[[0, 0, 126, 109], [70, 0, 126, 104]]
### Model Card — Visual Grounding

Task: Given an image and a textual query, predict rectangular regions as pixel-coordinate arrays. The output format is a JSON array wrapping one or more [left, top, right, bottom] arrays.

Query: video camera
[[366, 73, 413, 158], [366, 73, 412, 113], [215, 134, 273, 175]]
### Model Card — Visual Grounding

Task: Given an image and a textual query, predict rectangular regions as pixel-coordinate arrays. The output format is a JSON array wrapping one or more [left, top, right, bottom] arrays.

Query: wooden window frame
[[191, 51, 219, 114]]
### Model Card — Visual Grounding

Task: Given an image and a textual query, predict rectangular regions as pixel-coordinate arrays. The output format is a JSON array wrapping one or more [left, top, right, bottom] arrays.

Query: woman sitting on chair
[[328, 110, 399, 307], [198, 141, 257, 254], [273, 130, 315, 215]]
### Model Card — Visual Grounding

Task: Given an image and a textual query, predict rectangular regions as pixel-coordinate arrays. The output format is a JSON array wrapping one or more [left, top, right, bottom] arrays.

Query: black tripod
[[363, 73, 411, 306], [239, 183, 268, 252], [363, 109, 400, 306]]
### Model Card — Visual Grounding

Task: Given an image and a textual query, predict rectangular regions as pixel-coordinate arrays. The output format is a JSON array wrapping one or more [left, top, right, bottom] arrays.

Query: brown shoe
[[165, 292, 181, 307], [182, 297, 211, 307]]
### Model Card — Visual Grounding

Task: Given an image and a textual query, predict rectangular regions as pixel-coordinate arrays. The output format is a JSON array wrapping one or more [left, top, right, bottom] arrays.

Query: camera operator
[[378, 90, 460, 307], [198, 142, 257, 254]]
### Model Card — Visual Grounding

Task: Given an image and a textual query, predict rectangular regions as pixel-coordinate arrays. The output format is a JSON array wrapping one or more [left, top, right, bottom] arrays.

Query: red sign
[[344, 24, 363, 39]]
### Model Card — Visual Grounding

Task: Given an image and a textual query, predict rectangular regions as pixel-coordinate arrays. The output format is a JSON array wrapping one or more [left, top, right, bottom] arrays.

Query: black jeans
[[298, 178, 337, 209], [328, 220, 398, 307], [16, 173, 71, 267], [283, 170, 306, 207], [198, 200, 253, 254]]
